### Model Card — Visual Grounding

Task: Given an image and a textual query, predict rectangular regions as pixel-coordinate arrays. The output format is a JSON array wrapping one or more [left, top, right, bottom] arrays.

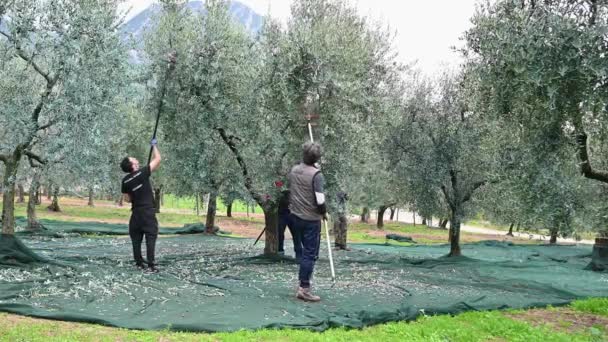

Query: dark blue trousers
[[290, 214, 321, 288]]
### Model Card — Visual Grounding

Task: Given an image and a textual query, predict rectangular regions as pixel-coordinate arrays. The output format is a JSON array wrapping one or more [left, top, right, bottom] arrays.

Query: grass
[[7, 197, 267, 227], [1, 299, 606, 341], [348, 221, 523, 245], [162, 194, 262, 213], [570, 298, 608, 317], [9, 201, 202, 226], [347, 231, 416, 245]]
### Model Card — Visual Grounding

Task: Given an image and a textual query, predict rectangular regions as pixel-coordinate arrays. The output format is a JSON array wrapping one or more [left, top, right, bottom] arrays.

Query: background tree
[[465, 0, 608, 238], [0, 0, 128, 234], [389, 72, 495, 256]]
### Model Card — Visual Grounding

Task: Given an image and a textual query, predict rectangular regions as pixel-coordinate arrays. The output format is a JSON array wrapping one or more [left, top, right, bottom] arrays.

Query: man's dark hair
[[120, 157, 133, 173], [302, 142, 322, 165]]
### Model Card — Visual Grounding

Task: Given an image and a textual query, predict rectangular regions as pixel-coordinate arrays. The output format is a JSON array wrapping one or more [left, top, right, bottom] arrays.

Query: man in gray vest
[[288, 141, 327, 302]]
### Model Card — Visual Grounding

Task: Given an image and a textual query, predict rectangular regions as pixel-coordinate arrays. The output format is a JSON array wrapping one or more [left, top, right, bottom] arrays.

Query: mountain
[[121, 1, 264, 43]]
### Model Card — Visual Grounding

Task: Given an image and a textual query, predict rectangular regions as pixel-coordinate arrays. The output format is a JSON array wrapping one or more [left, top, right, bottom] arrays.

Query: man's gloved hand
[[151, 138, 158, 146]]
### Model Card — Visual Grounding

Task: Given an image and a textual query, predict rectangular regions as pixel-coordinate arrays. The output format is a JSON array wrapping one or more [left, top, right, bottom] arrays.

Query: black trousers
[[129, 207, 159, 267]]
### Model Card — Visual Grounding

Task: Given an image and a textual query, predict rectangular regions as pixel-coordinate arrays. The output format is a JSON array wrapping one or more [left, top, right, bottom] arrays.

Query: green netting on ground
[[0, 221, 607, 332], [12, 217, 226, 237]]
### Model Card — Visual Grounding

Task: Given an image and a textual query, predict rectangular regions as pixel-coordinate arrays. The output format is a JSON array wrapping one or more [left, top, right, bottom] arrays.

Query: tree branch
[[462, 180, 488, 203], [26, 77, 59, 145], [24, 150, 46, 166], [215, 127, 264, 206], [37, 118, 57, 131], [576, 131, 608, 183], [275, 150, 289, 176], [441, 184, 455, 210], [0, 30, 54, 84]]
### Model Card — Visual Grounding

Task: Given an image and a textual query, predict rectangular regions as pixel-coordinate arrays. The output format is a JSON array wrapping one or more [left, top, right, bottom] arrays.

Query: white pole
[[308, 119, 336, 282], [324, 218, 336, 281], [307, 122, 314, 143]]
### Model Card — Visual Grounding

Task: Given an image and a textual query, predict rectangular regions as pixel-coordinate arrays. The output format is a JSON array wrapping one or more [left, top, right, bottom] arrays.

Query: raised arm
[[149, 142, 161, 173]]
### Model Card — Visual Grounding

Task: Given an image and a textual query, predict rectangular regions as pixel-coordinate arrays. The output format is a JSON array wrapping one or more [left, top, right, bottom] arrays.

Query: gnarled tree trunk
[[17, 183, 25, 203], [262, 206, 279, 255], [36, 188, 42, 205], [361, 207, 370, 223], [1, 157, 20, 234], [27, 172, 42, 230], [506, 223, 514, 236], [334, 215, 348, 250], [377, 205, 389, 229], [377, 203, 396, 229], [205, 191, 218, 234], [87, 187, 94, 207], [389, 206, 396, 221], [448, 207, 463, 257], [226, 200, 233, 217], [550, 229, 558, 244], [47, 185, 61, 212]]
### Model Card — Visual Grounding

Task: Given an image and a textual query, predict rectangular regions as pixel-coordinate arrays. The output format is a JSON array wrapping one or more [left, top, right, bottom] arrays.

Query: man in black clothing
[[120, 139, 162, 273], [277, 189, 302, 261]]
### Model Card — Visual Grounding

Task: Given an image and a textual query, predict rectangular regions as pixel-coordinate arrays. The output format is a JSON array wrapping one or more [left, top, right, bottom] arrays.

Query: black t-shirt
[[121, 166, 154, 209]]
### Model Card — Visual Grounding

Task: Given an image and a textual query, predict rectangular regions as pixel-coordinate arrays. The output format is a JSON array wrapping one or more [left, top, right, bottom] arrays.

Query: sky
[[118, 0, 480, 75]]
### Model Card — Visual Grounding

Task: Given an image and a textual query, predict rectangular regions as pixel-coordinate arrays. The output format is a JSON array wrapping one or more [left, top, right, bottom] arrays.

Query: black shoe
[[135, 262, 146, 270]]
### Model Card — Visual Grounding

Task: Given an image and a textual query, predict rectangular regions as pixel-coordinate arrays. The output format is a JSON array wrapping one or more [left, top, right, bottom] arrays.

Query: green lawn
[[348, 221, 521, 244], [5, 197, 266, 227], [0, 298, 606, 341], [8, 201, 202, 226], [162, 194, 262, 213]]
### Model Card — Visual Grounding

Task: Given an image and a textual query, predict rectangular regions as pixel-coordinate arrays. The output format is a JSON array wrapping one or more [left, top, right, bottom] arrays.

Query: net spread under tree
[[0, 221, 606, 332]]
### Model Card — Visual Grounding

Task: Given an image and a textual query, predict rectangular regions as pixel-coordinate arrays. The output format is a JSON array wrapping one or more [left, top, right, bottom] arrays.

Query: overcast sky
[[119, 0, 480, 75]]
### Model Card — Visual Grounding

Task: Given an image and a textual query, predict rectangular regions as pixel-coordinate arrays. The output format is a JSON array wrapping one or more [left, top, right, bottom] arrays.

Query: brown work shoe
[[296, 287, 321, 302]]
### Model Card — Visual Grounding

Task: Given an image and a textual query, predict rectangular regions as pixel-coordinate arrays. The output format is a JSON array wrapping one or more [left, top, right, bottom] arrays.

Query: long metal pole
[[307, 119, 336, 282]]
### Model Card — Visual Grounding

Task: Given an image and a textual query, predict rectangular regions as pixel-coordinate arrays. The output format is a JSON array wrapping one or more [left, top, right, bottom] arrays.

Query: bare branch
[[0, 30, 54, 84], [37, 119, 57, 131], [27, 78, 59, 143], [275, 150, 289, 176], [24, 150, 46, 166], [441, 184, 454, 210], [215, 127, 264, 206], [462, 180, 488, 203], [576, 131, 608, 183]]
